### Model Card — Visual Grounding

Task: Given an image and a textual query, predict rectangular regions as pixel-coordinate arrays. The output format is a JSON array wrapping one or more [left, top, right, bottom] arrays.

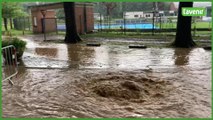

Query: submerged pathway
[[2, 35, 212, 118]]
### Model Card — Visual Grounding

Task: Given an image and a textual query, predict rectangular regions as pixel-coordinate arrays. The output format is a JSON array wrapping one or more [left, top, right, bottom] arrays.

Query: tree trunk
[[10, 18, 13, 29], [3, 18, 8, 31], [63, 2, 81, 43], [172, 2, 196, 48]]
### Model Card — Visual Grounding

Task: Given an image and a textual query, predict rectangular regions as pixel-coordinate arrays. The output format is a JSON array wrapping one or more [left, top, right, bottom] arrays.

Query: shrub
[[2, 37, 27, 59]]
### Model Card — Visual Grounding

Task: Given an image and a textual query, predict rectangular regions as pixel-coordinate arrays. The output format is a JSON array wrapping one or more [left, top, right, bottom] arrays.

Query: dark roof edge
[[28, 2, 94, 9]]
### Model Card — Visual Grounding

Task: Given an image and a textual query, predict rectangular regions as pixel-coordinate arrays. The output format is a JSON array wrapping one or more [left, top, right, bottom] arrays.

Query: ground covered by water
[[2, 68, 211, 118], [2, 35, 212, 118]]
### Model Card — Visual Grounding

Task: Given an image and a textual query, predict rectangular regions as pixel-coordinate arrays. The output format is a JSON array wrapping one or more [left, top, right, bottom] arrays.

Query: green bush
[[2, 37, 27, 59]]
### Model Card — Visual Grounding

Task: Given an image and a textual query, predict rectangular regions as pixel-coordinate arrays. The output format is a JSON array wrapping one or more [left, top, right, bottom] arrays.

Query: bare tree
[[102, 2, 117, 29], [102, 2, 117, 16]]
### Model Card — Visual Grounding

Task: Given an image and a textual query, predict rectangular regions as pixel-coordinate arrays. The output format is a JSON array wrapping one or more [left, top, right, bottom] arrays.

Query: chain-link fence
[[93, 11, 212, 36], [5, 7, 211, 39], [13, 17, 32, 31], [38, 17, 65, 41]]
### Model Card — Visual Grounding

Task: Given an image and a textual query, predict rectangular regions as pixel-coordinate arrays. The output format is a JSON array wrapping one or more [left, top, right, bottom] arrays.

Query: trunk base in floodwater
[[203, 46, 211, 50], [129, 45, 147, 49], [64, 2, 82, 44], [172, 40, 196, 48], [173, 2, 196, 48], [86, 43, 101, 47]]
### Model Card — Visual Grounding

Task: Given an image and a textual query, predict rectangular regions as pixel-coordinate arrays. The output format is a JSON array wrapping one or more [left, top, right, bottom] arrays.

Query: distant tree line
[[2, 2, 28, 31], [94, 2, 172, 18], [40, 2, 172, 19]]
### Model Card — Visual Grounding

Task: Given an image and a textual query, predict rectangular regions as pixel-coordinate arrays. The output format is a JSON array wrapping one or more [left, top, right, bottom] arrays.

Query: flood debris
[[121, 81, 141, 91], [91, 81, 141, 99], [86, 75, 171, 101]]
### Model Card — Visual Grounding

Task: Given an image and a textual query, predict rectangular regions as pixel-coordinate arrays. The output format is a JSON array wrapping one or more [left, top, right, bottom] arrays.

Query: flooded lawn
[[2, 35, 211, 118]]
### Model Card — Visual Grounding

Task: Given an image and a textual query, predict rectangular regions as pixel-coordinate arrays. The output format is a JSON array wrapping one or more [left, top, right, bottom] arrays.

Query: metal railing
[[2, 45, 18, 84]]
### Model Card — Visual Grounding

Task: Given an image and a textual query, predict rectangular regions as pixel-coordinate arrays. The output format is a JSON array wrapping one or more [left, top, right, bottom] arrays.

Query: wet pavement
[[2, 35, 212, 118]]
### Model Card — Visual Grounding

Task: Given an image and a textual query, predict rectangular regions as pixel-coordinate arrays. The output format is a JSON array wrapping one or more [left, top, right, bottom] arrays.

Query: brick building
[[29, 2, 94, 34]]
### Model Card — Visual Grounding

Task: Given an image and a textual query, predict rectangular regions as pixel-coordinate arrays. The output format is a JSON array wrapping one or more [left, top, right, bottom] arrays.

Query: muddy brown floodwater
[[2, 35, 212, 118]]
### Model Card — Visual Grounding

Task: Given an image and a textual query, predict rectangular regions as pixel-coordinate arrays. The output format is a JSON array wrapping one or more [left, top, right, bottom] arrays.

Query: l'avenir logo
[[182, 7, 206, 16]]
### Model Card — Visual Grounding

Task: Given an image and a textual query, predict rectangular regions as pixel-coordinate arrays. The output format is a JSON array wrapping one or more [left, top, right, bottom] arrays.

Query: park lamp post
[[152, 9, 155, 36], [99, 12, 102, 31], [123, 12, 128, 35], [123, 12, 126, 34], [159, 11, 164, 30], [155, 11, 159, 30], [152, 2, 158, 36], [40, 9, 47, 41]]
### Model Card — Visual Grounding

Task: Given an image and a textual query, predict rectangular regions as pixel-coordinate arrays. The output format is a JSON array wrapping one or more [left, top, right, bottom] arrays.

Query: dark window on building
[[146, 14, 150, 17], [134, 15, 139, 17]]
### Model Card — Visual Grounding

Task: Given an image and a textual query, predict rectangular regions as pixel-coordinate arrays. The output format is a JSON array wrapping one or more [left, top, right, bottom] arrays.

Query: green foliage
[[56, 9, 65, 18], [2, 37, 27, 59], [2, 2, 28, 18]]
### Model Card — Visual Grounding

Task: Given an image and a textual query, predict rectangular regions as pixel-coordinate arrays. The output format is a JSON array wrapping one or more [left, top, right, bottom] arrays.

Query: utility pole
[[100, 13, 102, 31], [152, 2, 159, 36], [124, 12, 126, 35], [152, 2, 155, 36], [123, 2, 126, 35]]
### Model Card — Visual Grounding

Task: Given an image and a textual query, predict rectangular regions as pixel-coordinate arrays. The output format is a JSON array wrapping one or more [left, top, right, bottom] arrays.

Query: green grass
[[2, 24, 33, 36], [156, 21, 212, 29], [2, 29, 33, 36], [192, 22, 212, 28]]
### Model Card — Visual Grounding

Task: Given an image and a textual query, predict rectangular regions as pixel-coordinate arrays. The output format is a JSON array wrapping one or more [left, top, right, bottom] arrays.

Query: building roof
[[173, 2, 211, 8]]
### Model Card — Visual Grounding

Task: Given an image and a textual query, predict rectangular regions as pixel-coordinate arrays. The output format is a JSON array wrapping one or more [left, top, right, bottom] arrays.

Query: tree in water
[[63, 2, 81, 43], [172, 2, 196, 48]]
